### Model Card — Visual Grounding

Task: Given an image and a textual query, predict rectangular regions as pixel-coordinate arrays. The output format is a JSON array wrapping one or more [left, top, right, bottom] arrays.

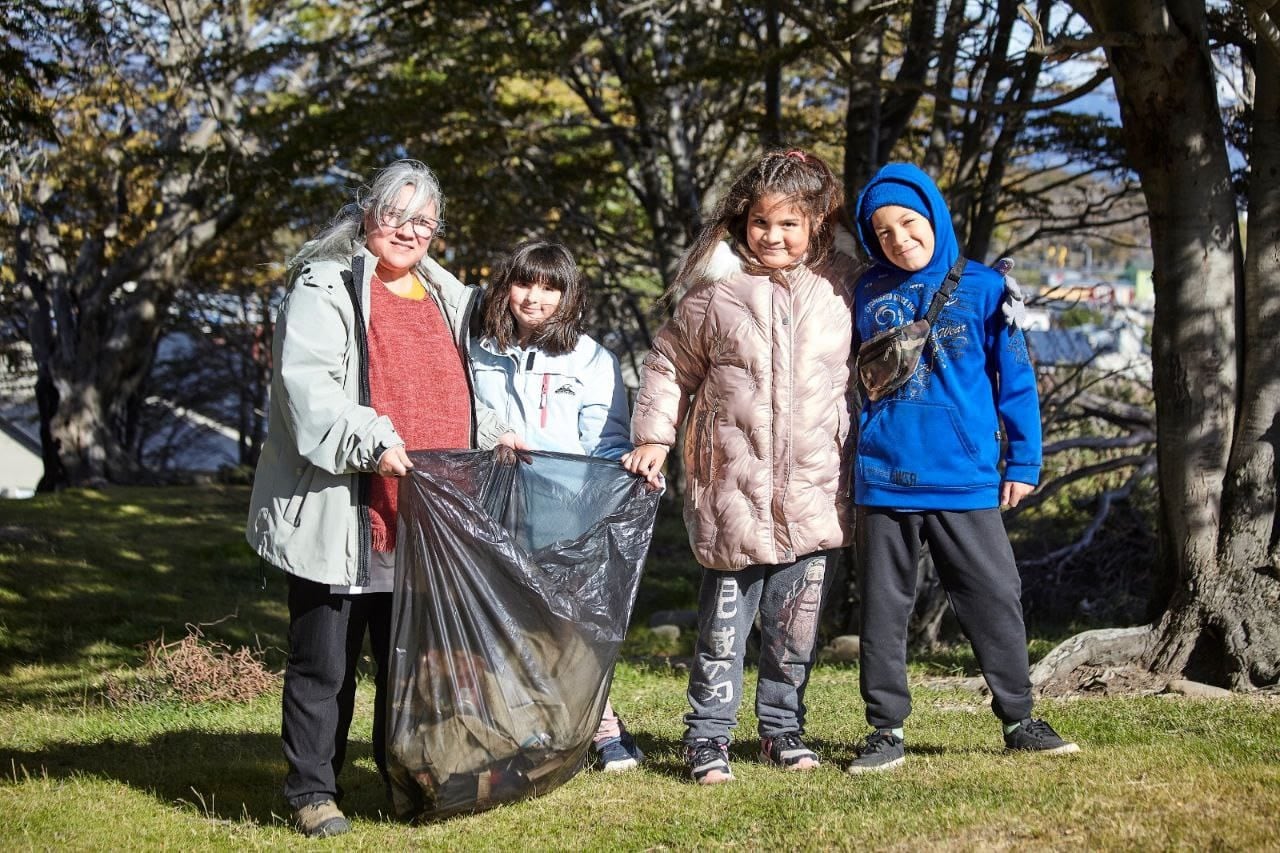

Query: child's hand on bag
[[494, 431, 533, 466], [622, 444, 668, 489]]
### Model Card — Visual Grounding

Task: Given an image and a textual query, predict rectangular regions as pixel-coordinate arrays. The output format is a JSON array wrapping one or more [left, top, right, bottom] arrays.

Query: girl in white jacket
[[470, 242, 631, 459], [469, 240, 642, 771]]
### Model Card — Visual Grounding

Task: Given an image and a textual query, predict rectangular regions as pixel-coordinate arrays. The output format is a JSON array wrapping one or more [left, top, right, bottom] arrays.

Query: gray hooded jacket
[[246, 247, 507, 585]]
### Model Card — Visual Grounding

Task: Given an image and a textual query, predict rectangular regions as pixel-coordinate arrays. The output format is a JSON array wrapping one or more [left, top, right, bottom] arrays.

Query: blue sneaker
[[596, 731, 644, 772]]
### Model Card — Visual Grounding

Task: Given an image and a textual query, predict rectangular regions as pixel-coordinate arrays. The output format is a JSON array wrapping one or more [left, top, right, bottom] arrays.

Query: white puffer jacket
[[631, 237, 863, 569]]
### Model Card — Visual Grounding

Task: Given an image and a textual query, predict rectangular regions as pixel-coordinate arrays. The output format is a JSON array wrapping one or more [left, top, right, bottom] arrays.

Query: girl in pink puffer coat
[[623, 149, 862, 784]]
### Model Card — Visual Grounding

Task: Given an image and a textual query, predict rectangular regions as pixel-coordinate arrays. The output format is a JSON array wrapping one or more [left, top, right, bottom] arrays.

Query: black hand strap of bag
[[922, 256, 969, 326]]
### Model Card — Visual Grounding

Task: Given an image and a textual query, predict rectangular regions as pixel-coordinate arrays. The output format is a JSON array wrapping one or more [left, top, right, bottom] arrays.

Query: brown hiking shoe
[[293, 799, 351, 837]]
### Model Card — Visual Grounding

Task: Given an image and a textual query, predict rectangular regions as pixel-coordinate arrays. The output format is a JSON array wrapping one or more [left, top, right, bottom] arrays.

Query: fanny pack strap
[[922, 256, 968, 326]]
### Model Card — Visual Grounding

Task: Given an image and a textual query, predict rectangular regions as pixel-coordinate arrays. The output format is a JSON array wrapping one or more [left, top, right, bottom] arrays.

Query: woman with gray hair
[[247, 159, 524, 837]]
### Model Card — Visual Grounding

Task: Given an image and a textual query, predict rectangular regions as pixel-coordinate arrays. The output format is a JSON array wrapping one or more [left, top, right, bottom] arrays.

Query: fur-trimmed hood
[[694, 224, 863, 286]]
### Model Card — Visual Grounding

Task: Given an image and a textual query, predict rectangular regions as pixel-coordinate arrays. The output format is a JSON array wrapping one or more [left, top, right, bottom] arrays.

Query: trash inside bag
[[386, 449, 660, 821]]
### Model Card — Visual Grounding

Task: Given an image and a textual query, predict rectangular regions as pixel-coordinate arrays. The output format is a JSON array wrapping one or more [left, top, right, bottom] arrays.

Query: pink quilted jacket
[[632, 239, 862, 569]]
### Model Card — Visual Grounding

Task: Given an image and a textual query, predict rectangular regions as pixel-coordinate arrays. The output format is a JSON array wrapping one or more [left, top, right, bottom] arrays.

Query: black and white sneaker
[[1004, 718, 1079, 754], [846, 730, 905, 775], [685, 736, 735, 785], [759, 731, 820, 771]]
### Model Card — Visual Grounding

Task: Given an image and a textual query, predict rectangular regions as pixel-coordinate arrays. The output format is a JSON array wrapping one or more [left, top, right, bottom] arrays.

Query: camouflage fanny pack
[[857, 257, 968, 401]]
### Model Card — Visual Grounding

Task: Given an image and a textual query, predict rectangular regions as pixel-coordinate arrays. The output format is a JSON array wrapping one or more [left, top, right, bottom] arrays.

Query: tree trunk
[[921, 0, 965, 175], [41, 291, 165, 486], [16, 172, 223, 489], [1057, 1, 1280, 689], [1190, 30, 1280, 687], [841, 0, 934, 200], [842, 1, 883, 203], [908, 549, 950, 652], [33, 374, 64, 492], [949, 0, 1016, 245], [964, 0, 1044, 260], [761, 0, 783, 149]]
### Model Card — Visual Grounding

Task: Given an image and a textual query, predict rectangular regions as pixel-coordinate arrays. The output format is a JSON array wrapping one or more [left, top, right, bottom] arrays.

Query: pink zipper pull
[[540, 373, 551, 428]]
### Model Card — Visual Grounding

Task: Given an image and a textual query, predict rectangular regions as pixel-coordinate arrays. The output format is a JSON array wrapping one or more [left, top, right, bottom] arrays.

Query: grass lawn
[[1, 485, 1278, 850]]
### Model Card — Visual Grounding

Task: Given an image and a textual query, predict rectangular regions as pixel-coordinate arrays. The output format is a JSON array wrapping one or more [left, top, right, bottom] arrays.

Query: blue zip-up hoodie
[[852, 163, 1041, 510]]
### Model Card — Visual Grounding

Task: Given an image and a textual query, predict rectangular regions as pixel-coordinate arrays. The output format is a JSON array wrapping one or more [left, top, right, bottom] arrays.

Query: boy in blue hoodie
[[847, 163, 1077, 774]]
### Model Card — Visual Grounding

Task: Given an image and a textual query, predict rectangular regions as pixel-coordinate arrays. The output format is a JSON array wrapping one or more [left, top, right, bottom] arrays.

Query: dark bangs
[[479, 241, 587, 356]]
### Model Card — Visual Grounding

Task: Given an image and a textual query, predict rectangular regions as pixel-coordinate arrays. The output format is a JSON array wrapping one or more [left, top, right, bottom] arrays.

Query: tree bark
[[842, 2, 884, 204], [1193, 28, 1280, 688], [1060, 1, 1280, 689]]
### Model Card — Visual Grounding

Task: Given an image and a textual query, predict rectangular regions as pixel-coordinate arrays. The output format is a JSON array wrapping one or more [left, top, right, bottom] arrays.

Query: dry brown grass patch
[[100, 620, 280, 705]]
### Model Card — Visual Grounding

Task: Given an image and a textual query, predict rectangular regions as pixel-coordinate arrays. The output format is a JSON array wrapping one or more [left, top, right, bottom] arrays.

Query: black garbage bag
[[386, 449, 660, 821]]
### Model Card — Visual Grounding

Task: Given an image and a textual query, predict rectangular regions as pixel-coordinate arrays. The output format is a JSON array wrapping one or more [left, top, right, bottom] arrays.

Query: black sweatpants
[[281, 574, 391, 809], [857, 507, 1033, 729]]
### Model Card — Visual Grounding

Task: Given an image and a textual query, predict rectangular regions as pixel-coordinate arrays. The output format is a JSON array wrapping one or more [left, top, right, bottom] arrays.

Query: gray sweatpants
[[857, 507, 1033, 729], [683, 550, 836, 744]]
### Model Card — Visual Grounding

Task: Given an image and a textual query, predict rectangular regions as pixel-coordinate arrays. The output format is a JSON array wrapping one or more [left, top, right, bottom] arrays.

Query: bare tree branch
[[1019, 456, 1158, 568]]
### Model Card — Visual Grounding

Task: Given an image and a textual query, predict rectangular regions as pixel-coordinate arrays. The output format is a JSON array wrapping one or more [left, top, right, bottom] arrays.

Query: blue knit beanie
[[858, 180, 931, 230]]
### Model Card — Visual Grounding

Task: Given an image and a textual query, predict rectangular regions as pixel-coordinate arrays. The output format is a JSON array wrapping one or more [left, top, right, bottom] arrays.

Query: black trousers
[[856, 507, 1033, 729], [281, 574, 392, 809]]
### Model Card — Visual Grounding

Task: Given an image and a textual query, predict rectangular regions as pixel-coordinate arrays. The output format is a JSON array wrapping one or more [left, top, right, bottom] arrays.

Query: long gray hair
[[287, 159, 445, 271]]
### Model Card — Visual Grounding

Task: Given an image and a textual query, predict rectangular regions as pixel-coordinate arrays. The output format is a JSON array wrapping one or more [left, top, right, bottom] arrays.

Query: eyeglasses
[[377, 208, 444, 240]]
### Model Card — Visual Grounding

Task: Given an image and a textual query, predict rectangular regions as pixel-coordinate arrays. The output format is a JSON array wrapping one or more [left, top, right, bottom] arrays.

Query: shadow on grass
[[0, 486, 292, 684], [629, 732, 899, 777], [0, 730, 394, 826]]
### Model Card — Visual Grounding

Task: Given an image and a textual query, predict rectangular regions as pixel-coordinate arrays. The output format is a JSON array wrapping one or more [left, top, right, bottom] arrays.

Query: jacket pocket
[[857, 401, 982, 489], [691, 401, 718, 507], [282, 467, 316, 527]]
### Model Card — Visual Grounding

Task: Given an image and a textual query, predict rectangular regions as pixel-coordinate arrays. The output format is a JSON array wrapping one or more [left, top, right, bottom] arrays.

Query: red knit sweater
[[367, 276, 471, 551]]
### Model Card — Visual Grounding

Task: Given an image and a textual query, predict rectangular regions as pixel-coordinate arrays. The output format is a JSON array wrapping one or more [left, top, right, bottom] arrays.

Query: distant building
[[1025, 328, 1096, 367], [0, 346, 40, 497], [1025, 306, 1152, 384], [0, 420, 40, 497]]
